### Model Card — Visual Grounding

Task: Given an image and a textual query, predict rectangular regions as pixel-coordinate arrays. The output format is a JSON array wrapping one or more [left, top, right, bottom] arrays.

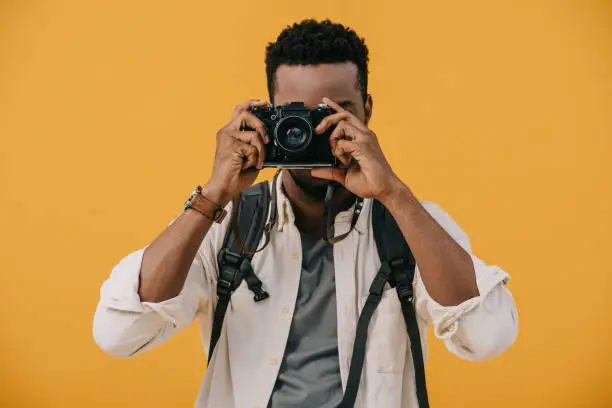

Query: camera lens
[[285, 127, 308, 147], [275, 116, 313, 153]]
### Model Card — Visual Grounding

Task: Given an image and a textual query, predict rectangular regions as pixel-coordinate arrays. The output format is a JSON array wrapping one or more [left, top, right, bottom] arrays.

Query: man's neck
[[281, 171, 356, 237]]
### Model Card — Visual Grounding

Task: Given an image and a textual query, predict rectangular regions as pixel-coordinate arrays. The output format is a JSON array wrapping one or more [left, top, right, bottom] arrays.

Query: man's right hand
[[203, 99, 270, 205]]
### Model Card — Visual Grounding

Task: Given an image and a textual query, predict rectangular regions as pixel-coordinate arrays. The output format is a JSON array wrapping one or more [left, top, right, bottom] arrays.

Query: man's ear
[[364, 94, 373, 125]]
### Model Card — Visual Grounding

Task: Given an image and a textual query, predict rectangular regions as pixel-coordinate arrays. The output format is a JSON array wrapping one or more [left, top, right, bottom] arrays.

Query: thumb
[[311, 168, 347, 184]]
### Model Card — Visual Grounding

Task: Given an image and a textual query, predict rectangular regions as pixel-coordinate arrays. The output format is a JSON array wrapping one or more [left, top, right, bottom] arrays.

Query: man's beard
[[288, 169, 331, 201]]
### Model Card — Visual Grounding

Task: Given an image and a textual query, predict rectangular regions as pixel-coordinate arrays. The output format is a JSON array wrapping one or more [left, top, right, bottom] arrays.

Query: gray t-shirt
[[267, 232, 343, 408]]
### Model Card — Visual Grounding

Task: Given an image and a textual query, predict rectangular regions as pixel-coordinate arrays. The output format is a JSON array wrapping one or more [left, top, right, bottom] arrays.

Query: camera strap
[[323, 182, 364, 244]]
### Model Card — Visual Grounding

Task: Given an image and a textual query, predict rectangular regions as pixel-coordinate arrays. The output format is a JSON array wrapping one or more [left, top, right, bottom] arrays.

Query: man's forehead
[[273, 63, 360, 106]]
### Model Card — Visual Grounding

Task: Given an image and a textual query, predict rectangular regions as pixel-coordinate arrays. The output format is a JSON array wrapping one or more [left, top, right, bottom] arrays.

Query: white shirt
[[93, 175, 518, 408]]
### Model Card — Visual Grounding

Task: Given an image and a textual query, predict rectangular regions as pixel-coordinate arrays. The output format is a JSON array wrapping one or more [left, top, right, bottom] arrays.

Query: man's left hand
[[311, 97, 403, 201]]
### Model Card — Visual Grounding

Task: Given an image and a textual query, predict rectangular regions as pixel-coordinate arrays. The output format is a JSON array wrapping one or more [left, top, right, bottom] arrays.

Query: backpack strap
[[338, 249, 393, 407], [207, 178, 275, 362], [372, 199, 429, 408], [339, 199, 429, 408]]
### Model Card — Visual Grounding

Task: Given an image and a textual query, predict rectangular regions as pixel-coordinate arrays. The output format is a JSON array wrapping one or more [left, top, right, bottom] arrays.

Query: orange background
[[1, 1, 611, 407]]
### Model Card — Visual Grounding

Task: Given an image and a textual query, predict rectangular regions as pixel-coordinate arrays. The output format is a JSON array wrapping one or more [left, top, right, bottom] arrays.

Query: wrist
[[377, 176, 417, 210], [200, 183, 232, 207]]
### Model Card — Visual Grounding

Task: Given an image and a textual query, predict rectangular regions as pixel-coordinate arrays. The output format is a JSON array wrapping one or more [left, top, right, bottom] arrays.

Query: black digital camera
[[249, 102, 337, 168]]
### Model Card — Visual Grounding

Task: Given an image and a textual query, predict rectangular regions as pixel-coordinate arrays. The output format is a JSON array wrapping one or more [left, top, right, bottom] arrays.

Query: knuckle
[[241, 132, 254, 142], [223, 131, 237, 142], [249, 132, 263, 144], [234, 111, 245, 121]]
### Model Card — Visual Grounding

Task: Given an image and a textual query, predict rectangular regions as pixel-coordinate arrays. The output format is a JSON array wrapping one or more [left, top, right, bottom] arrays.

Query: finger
[[232, 141, 259, 170], [316, 97, 367, 134], [231, 130, 266, 169], [332, 132, 351, 165], [232, 99, 268, 120], [316, 110, 367, 135], [232, 99, 269, 119], [328, 121, 362, 154], [315, 111, 352, 134], [322, 97, 345, 113], [335, 139, 361, 164], [231, 111, 270, 144], [311, 167, 348, 185]]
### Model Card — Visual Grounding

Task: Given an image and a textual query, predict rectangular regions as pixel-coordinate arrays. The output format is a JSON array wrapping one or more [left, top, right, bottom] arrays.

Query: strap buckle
[[217, 278, 232, 298], [238, 258, 270, 303], [217, 249, 243, 298], [389, 257, 414, 302], [218, 248, 270, 303], [219, 248, 242, 269], [250, 283, 270, 302], [396, 282, 414, 302]]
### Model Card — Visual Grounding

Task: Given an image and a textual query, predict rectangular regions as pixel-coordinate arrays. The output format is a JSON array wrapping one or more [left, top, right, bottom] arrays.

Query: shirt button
[[269, 357, 279, 365], [292, 252, 299, 260], [281, 306, 289, 314]]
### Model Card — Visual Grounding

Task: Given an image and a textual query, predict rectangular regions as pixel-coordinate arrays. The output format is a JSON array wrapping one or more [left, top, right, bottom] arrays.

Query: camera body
[[250, 102, 337, 168]]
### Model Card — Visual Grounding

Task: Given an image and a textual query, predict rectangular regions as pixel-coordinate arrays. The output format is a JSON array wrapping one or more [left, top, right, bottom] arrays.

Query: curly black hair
[[265, 19, 370, 103]]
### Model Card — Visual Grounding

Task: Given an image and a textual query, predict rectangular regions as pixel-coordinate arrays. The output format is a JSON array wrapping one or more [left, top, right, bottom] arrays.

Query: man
[[93, 19, 518, 408]]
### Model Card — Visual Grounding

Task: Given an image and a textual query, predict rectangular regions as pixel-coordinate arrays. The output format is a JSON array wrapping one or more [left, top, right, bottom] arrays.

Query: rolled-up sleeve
[[415, 203, 519, 362], [93, 243, 215, 358]]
